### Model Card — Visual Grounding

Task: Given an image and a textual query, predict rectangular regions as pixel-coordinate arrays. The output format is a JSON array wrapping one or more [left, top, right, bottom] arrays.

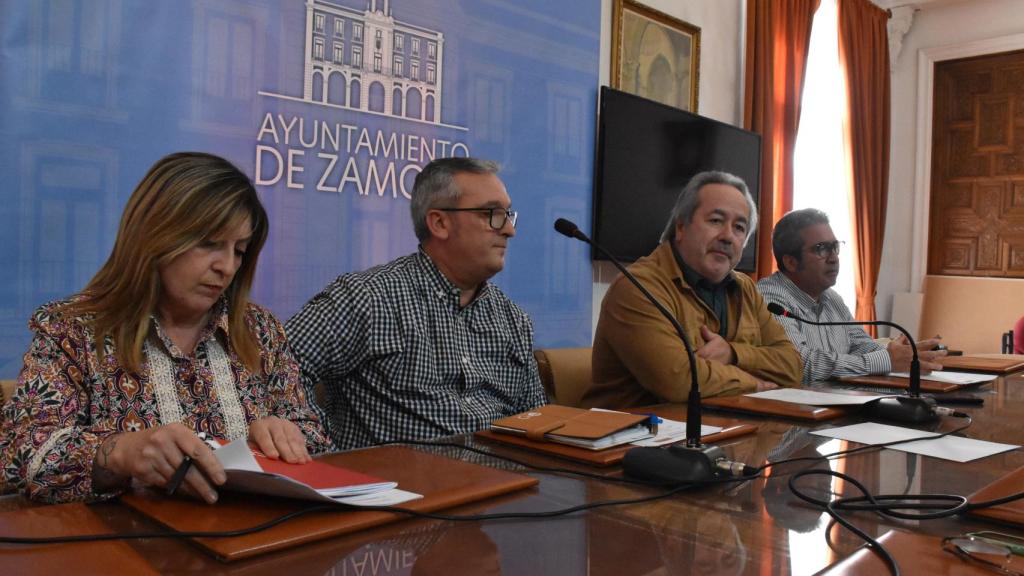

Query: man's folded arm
[[730, 301, 803, 387], [600, 282, 759, 402]]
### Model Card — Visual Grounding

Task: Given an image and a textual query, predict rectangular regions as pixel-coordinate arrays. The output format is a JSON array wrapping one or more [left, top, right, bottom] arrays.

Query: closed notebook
[[939, 354, 1024, 374], [966, 466, 1024, 526], [490, 405, 655, 450]]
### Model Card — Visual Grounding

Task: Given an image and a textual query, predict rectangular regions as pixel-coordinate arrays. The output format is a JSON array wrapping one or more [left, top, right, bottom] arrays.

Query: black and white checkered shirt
[[756, 272, 890, 383], [285, 249, 546, 450]]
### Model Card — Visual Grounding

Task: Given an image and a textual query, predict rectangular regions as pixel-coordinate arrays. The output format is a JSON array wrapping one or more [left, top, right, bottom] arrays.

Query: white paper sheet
[[810, 422, 1019, 462], [887, 370, 997, 385], [336, 488, 423, 506], [746, 388, 892, 406], [208, 436, 262, 471]]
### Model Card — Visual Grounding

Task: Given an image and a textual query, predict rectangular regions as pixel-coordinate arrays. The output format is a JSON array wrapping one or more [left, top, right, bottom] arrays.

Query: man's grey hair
[[659, 171, 758, 244], [410, 157, 500, 241], [771, 208, 830, 270]]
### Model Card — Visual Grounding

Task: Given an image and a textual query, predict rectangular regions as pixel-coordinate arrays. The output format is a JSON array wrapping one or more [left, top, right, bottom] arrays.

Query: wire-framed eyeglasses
[[439, 207, 518, 230], [942, 535, 1024, 575], [807, 240, 844, 259]]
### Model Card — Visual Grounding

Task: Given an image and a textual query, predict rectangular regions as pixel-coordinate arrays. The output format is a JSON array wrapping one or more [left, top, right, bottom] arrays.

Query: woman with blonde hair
[[0, 152, 333, 504]]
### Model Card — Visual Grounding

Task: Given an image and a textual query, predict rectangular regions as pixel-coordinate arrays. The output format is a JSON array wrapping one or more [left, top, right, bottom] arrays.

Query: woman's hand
[[248, 416, 311, 464], [93, 423, 225, 503]]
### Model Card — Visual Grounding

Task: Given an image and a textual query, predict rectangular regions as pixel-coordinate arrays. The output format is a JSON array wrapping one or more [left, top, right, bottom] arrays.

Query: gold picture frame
[[611, 0, 701, 112]]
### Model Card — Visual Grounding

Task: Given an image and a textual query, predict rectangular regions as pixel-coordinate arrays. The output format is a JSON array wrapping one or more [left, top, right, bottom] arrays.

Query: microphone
[[622, 444, 758, 484], [554, 218, 752, 483], [554, 218, 587, 241], [766, 302, 939, 423]]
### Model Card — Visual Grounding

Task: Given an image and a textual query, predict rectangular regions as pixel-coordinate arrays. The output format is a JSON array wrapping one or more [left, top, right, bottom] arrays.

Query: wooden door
[[929, 49, 1024, 277]]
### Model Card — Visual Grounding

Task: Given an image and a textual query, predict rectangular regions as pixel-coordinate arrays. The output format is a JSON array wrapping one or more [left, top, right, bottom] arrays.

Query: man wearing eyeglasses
[[756, 208, 945, 384], [286, 157, 545, 449], [584, 171, 802, 409]]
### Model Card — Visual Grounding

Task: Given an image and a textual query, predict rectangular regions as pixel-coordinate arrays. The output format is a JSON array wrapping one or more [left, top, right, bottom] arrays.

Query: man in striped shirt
[[756, 208, 945, 384]]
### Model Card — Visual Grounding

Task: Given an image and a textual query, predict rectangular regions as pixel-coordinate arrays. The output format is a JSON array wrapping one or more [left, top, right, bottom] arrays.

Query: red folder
[[251, 451, 390, 493], [209, 438, 399, 502]]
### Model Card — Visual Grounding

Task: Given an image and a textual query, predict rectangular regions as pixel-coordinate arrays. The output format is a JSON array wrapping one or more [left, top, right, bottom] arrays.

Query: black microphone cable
[[779, 413, 1024, 576], [786, 465, 1024, 576]]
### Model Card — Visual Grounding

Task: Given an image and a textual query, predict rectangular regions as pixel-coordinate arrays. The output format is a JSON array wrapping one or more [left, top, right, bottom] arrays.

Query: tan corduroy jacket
[[584, 242, 802, 409]]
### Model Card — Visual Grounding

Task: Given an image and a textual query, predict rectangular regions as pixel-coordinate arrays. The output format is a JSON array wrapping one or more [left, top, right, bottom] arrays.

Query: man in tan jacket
[[584, 171, 802, 408]]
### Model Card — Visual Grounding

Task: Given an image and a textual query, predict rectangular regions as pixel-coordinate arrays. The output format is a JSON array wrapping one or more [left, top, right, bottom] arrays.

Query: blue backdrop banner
[[0, 0, 599, 375]]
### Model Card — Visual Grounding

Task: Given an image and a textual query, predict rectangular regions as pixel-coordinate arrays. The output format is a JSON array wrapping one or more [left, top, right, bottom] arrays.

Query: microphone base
[[622, 444, 727, 485], [865, 396, 939, 423]]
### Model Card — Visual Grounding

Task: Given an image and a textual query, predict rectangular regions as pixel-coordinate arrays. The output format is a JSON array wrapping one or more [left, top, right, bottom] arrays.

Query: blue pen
[[646, 413, 663, 433]]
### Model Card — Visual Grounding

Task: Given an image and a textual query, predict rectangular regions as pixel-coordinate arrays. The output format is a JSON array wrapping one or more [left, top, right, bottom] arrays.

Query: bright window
[[793, 0, 856, 313]]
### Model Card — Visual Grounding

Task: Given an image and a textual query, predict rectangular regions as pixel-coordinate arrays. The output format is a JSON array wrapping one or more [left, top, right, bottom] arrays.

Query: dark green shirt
[[672, 244, 736, 338]]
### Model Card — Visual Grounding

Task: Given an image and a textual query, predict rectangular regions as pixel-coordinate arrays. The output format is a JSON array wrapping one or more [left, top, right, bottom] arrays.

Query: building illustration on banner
[[255, 0, 468, 199], [303, 0, 444, 125]]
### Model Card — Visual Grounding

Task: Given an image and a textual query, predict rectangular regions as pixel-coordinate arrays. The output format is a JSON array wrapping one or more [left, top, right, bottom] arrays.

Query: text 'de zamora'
[[256, 147, 429, 197]]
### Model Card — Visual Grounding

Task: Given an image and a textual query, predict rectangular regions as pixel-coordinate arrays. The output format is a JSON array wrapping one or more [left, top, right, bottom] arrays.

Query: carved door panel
[[929, 49, 1024, 277]]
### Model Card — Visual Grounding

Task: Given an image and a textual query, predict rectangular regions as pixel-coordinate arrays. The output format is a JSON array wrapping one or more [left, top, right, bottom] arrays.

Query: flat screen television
[[593, 86, 762, 271]]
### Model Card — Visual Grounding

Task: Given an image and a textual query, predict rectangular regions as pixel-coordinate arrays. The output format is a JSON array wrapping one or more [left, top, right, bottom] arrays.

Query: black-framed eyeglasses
[[942, 536, 1024, 575], [807, 240, 844, 259], [438, 207, 518, 230]]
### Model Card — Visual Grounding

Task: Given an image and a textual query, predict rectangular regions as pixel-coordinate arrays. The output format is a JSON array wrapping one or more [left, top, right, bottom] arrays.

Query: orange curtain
[[744, 0, 820, 279], [838, 0, 890, 336]]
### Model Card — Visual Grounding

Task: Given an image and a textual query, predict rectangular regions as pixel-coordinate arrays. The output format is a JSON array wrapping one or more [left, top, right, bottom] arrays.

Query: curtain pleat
[[743, 0, 820, 279], [838, 0, 890, 335]]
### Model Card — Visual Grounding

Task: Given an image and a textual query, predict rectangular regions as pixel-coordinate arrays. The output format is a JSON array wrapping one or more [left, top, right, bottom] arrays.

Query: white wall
[[591, 0, 746, 338], [878, 0, 1024, 332]]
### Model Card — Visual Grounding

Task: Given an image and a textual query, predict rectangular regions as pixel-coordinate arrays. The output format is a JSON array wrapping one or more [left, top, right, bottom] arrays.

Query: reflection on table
[[1, 372, 1023, 575]]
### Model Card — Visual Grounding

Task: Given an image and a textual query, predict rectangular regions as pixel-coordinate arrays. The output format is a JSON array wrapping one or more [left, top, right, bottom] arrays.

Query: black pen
[[166, 432, 207, 496], [166, 455, 192, 496]]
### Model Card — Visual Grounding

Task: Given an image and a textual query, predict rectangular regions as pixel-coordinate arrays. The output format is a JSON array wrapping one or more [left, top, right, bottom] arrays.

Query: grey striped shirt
[[756, 272, 890, 383]]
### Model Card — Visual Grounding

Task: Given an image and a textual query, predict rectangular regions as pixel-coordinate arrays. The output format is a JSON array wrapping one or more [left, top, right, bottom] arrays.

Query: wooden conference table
[[3, 373, 1024, 575]]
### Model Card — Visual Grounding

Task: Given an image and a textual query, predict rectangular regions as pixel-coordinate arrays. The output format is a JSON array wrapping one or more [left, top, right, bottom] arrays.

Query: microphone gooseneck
[[768, 302, 939, 423], [555, 218, 753, 484], [554, 218, 701, 445]]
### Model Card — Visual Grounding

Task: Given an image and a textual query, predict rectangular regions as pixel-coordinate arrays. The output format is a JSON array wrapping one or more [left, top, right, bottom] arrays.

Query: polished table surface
[[3, 374, 1024, 575]]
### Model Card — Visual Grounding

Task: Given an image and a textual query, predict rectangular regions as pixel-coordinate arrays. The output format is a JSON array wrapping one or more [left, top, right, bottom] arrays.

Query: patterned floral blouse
[[0, 297, 334, 503]]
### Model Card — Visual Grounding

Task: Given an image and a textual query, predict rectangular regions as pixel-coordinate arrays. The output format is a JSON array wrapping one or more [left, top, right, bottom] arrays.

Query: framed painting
[[611, 0, 701, 112]]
